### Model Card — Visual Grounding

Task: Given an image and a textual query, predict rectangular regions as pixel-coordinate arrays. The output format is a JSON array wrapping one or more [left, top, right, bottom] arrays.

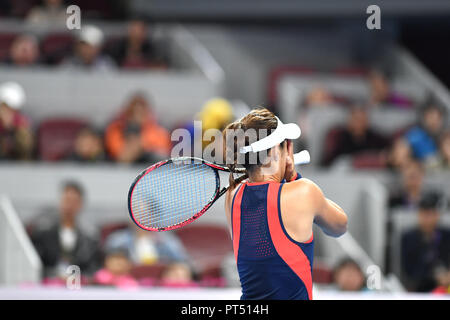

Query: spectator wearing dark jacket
[[30, 181, 102, 279], [401, 192, 450, 292], [389, 160, 425, 209], [321, 104, 388, 166], [109, 18, 168, 70]]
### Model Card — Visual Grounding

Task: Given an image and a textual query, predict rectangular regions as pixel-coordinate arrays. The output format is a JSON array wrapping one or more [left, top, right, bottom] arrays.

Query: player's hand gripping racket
[[127, 150, 310, 231]]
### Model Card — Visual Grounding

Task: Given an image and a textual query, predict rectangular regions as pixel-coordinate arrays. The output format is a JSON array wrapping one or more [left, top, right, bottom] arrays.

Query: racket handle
[[293, 150, 310, 165]]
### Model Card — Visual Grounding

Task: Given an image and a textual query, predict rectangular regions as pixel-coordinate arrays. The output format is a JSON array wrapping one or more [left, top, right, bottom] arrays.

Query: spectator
[[321, 104, 388, 166], [105, 223, 194, 284], [109, 17, 168, 69], [389, 160, 425, 209], [368, 69, 413, 108], [0, 82, 33, 160], [104, 223, 190, 266], [30, 181, 102, 279], [68, 126, 105, 162], [3, 34, 40, 67], [199, 97, 233, 150], [435, 130, 450, 170], [304, 86, 334, 108], [302, 85, 350, 109], [93, 247, 139, 288], [160, 263, 195, 287], [105, 94, 171, 163], [401, 192, 450, 292], [173, 97, 234, 159], [386, 137, 414, 172], [432, 272, 450, 294], [26, 0, 67, 27], [61, 25, 115, 71], [405, 100, 446, 165], [332, 258, 367, 291]]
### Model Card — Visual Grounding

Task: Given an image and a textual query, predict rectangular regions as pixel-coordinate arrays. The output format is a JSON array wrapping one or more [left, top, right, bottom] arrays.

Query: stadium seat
[[352, 152, 386, 169], [312, 264, 333, 284], [41, 33, 74, 64], [333, 67, 368, 76], [0, 32, 17, 61], [103, 35, 122, 57], [175, 224, 232, 272], [8, 0, 38, 18], [71, 0, 114, 19], [268, 65, 315, 105], [200, 265, 222, 279], [130, 264, 166, 281], [37, 118, 88, 161], [321, 126, 344, 166], [100, 222, 129, 246]]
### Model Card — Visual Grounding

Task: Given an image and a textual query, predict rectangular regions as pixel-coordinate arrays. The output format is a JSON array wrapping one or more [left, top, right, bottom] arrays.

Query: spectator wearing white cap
[[0, 82, 34, 160], [61, 25, 116, 71]]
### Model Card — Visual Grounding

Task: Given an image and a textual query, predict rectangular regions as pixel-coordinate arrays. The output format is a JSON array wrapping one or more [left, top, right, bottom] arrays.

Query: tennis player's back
[[231, 181, 314, 300]]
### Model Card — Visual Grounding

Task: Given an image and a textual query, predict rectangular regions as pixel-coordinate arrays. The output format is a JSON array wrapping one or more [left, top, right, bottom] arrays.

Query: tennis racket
[[127, 151, 310, 231]]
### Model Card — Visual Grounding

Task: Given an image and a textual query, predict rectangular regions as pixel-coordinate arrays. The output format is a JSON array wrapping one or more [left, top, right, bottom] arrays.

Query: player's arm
[[303, 178, 348, 237]]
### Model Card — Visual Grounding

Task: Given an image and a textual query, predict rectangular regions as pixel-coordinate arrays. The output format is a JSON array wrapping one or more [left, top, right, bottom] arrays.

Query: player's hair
[[222, 107, 285, 188]]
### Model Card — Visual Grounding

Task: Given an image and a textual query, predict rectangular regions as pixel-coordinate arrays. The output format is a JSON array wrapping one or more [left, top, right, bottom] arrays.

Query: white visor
[[239, 116, 301, 154]]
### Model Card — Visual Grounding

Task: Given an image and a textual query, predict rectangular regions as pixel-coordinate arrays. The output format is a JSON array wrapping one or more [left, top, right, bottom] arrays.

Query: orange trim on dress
[[245, 180, 280, 186], [266, 183, 313, 300], [231, 184, 245, 261]]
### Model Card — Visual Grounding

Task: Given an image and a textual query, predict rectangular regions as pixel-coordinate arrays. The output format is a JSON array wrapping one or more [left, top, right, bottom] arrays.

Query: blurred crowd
[[0, 80, 235, 164], [0, 0, 449, 296], [27, 180, 224, 288], [300, 68, 450, 294], [305, 69, 450, 172], [2, 77, 450, 293], [1, 4, 168, 70], [0, 0, 128, 21]]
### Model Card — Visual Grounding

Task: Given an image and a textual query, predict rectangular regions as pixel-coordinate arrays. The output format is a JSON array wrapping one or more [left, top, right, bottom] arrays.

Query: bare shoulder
[[283, 178, 321, 195], [225, 181, 244, 202], [282, 178, 324, 207], [224, 182, 244, 213]]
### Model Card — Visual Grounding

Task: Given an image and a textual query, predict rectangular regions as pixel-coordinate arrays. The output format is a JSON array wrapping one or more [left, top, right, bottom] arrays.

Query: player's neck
[[248, 167, 282, 183]]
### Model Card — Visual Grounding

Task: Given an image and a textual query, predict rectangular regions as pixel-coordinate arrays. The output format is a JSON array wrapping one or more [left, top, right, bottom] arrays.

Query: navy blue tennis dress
[[230, 173, 314, 300]]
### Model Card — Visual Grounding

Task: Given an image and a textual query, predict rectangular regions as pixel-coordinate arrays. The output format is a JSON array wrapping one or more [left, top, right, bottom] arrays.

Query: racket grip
[[293, 150, 310, 165]]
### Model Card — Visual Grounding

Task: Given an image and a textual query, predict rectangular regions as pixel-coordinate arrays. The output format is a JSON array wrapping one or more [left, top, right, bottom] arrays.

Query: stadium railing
[[317, 230, 405, 292], [0, 195, 42, 285], [393, 46, 450, 112]]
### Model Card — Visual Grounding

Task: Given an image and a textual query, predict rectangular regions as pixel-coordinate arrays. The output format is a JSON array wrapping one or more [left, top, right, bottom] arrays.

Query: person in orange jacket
[[105, 93, 172, 163]]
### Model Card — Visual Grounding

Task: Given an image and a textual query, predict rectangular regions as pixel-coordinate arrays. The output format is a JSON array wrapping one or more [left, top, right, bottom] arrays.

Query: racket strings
[[130, 161, 218, 230], [135, 164, 214, 224]]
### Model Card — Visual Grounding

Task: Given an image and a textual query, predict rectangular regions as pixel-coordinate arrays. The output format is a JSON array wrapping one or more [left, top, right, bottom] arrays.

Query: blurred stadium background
[[0, 0, 450, 299]]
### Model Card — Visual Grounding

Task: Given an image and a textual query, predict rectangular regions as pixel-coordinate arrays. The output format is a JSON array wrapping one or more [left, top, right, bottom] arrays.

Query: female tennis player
[[223, 108, 348, 300]]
